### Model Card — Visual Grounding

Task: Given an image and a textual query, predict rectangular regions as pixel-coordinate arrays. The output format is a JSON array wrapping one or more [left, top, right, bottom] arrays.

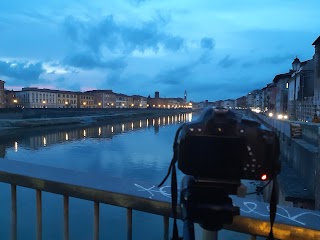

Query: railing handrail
[[0, 160, 320, 240]]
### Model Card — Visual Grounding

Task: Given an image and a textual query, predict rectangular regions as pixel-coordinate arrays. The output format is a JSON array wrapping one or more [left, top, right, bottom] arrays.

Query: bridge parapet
[[253, 112, 320, 210]]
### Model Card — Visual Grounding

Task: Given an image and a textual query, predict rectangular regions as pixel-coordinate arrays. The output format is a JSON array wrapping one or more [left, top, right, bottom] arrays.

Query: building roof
[[292, 57, 300, 64], [272, 72, 291, 83], [312, 36, 320, 46]]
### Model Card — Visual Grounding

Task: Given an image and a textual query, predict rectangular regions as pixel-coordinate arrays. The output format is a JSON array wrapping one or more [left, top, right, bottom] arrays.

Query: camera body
[[177, 107, 280, 181]]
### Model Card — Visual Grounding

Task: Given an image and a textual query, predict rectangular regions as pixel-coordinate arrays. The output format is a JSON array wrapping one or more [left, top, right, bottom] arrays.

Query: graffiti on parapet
[[134, 184, 172, 199], [241, 201, 320, 226], [134, 184, 320, 227]]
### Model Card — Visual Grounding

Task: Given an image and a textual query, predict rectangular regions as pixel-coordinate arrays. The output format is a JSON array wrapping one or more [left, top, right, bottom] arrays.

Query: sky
[[0, 0, 320, 102]]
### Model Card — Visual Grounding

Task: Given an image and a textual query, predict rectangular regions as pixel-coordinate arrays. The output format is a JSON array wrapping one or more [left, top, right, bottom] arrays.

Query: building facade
[[313, 36, 320, 115], [0, 80, 5, 108]]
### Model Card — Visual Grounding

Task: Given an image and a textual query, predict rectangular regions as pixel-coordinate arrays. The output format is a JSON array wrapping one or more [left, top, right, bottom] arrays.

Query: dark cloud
[[0, 60, 44, 83], [63, 52, 127, 70], [63, 15, 185, 55], [154, 38, 216, 85], [201, 37, 215, 50], [218, 55, 238, 68]]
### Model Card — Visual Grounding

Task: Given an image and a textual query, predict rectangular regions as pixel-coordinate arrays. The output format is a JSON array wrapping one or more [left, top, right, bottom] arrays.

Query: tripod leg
[[183, 218, 195, 240]]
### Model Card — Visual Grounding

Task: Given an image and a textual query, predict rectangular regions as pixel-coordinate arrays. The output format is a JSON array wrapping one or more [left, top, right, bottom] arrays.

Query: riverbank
[[0, 108, 193, 129]]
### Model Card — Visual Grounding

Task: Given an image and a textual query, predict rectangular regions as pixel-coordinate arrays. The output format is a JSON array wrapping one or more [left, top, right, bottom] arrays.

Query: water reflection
[[0, 113, 193, 158]]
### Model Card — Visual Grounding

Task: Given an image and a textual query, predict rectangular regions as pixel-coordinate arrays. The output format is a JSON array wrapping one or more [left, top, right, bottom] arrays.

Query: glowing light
[[111, 103, 114, 106], [122, 124, 125, 132], [131, 104, 134, 107], [13, 99, 18, 103], [146, 119, 149, 127], [163, 117, 165, 124], [83, 130, 86, 137], [284, 115, 288, 119], [277, 114, 283, 119], [98, 102, 101, 106], [131, 122, 134, 130], [66, 133, 69, 141], [42, 100, 46, 104], [122, 103, 125, 107], [83, 102, 86, 105], [139, 104, 142, 107], [65, 101, 68, 105], [14, 142, 18, 152], [152, 119, 155, 126], [167, 116, 170, 124], [261, 174, 268, 181], [43, 137, 47, 146], [188, 113, 192, 122], [111, 126, 114, 133], [99, 127, 101, 136], [268, 112, 273, 117], [139, 120, 142, 128], [153, 105, 155, 107]]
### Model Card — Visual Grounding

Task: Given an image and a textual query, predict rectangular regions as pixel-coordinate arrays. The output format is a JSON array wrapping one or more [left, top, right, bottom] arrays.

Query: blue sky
[[0, 0, 319, 102]]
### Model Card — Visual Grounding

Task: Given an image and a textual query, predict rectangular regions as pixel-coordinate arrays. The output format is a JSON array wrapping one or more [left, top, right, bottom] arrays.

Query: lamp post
[[13, 99, 18, 108]]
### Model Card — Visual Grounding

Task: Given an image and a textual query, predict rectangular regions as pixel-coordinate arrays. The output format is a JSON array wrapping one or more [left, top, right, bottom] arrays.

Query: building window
[[286, 82, 289, 89]]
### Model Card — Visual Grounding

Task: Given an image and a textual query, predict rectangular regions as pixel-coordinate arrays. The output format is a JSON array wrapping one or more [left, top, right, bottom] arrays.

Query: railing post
[[63, 196, 69, 240], [163, 216, 169, 240], [127, 208, 132, 240], [11, 184, 17, 240], [36, 189, 42, 240], [203, 229, 218, 240], [94, 201, 99, 240]]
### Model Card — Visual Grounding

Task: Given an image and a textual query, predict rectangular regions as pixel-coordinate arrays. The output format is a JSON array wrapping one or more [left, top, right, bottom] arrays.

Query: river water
[[0, 112, 251, 239]]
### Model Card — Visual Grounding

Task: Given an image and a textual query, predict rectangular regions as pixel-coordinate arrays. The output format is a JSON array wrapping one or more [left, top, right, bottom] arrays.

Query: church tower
[[184, 90, 187, 102]]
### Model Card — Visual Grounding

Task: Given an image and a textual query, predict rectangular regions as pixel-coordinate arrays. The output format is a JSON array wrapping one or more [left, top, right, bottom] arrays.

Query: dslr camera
[[161, 107, 280, 239], [177, 107, 280, 182]]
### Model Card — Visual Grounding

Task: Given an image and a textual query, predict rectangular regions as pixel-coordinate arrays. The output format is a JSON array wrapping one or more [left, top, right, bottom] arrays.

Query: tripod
[[180, 176, 240, 240]]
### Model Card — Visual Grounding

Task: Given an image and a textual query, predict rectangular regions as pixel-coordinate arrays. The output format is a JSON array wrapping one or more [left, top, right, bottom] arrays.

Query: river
[[0, 111, 255, 239]]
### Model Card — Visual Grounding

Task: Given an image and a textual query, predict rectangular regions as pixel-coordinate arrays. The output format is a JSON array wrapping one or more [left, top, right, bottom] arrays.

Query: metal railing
[[0, 160, 319, 240]]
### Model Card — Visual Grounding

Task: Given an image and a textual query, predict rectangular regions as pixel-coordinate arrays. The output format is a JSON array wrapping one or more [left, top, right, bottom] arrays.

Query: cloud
[[155, 63, 194, 85], [63, 15, 185, 55], [201, 37, 215, 50], [218, 55, 238, 68], [0, 60, 44, 83], [242, 54, 295, 68], [63, 52, 127, 70]]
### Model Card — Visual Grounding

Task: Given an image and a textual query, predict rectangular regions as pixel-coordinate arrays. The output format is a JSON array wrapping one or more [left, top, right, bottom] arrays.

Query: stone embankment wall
[[0, 108, 192, 129], [254, 113, 320, 210]]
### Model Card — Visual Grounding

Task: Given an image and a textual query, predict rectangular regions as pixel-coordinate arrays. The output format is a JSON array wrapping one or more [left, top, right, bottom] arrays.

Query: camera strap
[[267, 177, 278, 240], [158, 124, 185, 240]]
